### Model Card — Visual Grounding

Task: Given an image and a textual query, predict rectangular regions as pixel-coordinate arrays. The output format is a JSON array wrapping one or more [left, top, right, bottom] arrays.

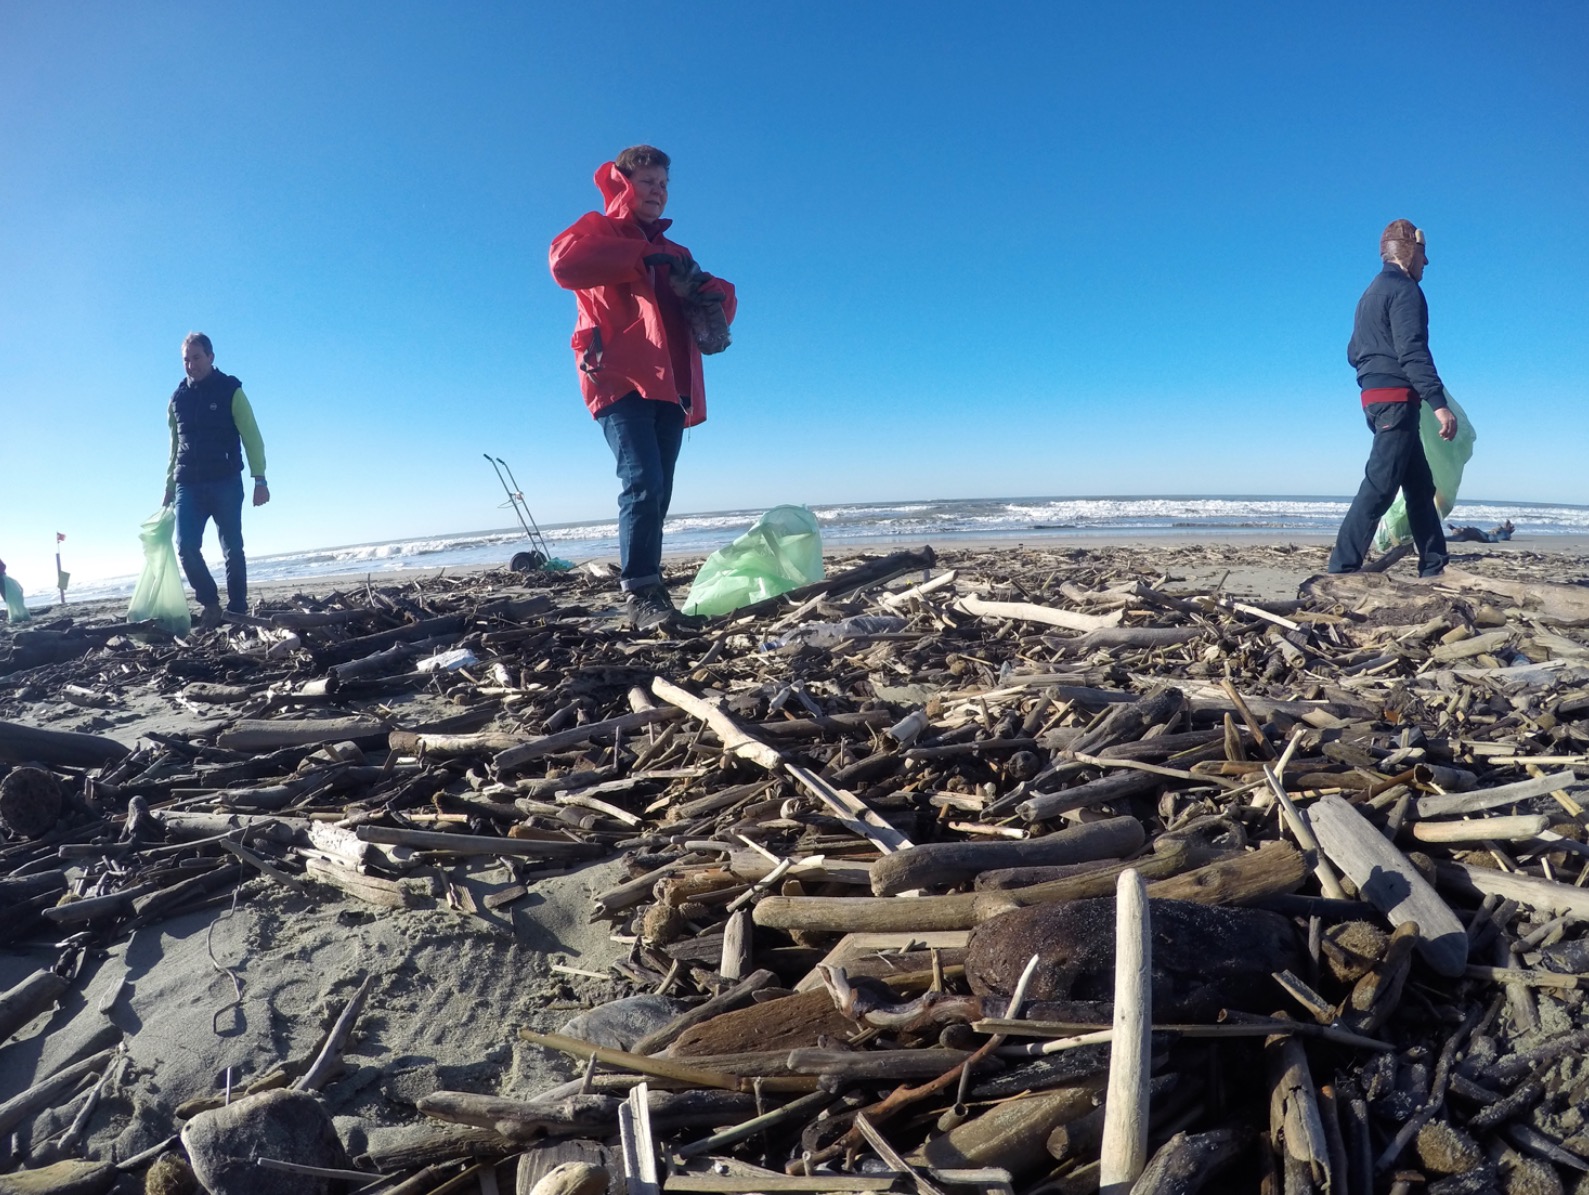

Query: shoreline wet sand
[[2, 537, 1588, 1190]]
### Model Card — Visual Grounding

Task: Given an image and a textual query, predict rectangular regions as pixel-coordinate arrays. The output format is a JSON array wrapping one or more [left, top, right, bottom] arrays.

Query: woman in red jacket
[[549, 145, 737, 630]]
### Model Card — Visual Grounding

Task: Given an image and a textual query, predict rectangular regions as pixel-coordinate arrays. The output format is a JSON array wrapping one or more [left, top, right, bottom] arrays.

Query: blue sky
[[2, 1, 1585, 585]]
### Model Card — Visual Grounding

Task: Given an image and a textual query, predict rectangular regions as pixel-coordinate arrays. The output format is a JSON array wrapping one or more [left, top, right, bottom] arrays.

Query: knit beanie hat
[[1380, 219, 1424, 266]]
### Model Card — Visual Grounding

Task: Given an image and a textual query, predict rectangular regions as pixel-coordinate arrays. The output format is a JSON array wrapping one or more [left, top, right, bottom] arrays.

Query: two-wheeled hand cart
[[485, 455, 554, 572]]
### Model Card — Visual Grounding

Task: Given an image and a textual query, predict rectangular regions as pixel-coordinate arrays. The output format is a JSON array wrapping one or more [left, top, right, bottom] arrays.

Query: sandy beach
[[3, 534, 1588, 1190]]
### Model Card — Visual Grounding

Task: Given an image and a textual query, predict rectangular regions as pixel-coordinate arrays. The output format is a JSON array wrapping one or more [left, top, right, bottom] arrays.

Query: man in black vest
[[163, 333, 270, 627]]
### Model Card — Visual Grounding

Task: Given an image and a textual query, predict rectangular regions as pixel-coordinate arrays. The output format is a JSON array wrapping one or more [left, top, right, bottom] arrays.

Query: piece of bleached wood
[[1302, 794, 1467, 977], [1099, 869, 1151, 1195], [1414, 771, 1581, 818], [953, 594, 1123, 634], [619, 1081, 660, 1195]]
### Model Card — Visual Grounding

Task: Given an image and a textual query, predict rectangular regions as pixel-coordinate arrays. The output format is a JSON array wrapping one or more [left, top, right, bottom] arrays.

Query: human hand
[[1435, 408, 1458, 441], [253, 480, 271, 507]]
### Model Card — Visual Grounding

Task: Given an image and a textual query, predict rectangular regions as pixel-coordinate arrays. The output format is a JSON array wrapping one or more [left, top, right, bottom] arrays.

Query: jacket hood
[[594, 161, 671, 233]]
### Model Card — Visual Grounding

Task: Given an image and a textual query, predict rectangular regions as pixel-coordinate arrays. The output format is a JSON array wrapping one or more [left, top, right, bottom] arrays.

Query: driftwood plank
[[1303, 794, 1467, 977]]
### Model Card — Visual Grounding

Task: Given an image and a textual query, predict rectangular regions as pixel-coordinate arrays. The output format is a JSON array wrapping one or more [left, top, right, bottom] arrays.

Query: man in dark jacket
[[1328, 220, 1459, 578], [163, 333, 270, 627]]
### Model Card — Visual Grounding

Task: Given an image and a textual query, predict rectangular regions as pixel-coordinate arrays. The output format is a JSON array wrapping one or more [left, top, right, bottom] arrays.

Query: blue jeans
[[1329, 401, 1448, 577], [175, 475, 248, 611], [597, 392, 685, 592]]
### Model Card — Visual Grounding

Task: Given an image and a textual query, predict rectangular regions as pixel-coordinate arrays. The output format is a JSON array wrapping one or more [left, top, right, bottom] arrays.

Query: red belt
[[1361, 387, 1416, 407]]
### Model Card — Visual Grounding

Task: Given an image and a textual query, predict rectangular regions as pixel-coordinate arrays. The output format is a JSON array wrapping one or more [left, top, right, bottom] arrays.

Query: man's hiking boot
[[197, 604, 225, 630], [626, 585, 705, 632], [626, 586, 675, 631]]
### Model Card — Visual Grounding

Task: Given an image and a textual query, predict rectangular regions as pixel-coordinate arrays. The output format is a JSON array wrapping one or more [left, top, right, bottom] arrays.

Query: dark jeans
[[1329, 401, 1447, 577], [175, 474, 248, 611], [596, 392, 685, 592]]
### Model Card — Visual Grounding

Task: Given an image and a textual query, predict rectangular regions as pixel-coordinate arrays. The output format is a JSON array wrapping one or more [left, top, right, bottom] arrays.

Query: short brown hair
[[182, 332, 214, 357], [614, 145, 670, 176], [1380, 219, 1424, 267]]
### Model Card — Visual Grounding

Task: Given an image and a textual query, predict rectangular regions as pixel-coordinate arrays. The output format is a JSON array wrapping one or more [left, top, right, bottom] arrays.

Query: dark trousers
[[596, 392, 685, 593], [175, 475, 248, 611], [1329, 401, 1447, 577]]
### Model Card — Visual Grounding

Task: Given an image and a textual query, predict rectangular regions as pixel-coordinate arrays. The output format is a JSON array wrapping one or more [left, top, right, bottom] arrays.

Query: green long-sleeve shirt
[[166, 388, 267, 491]]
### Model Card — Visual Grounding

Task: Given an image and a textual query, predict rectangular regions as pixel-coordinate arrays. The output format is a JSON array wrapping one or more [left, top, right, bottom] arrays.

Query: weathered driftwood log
[[216, 716, 388, 751], [1053, 626, 1204, 655], [918, 1082, 1106, 1176], [1017, 772, 1161, 823], [871, 816, 1144, 895], [328, 642, 415, 681], [0, 1046, 118, 1137], [756, 842, 1305, 934], [417, 1092, 620, 1141], [1303, 794, 1467, 977], [0, 969, 70, 1043], [1099, 870, 1152, 1195], [388, 729, 530, 757], [955, 594, 1124, 634], [1413, 771, 1580, 818], [158, 812, 306, 843], [1437, 862, 1589, 922], [525, 1161, 609, 1195], [0, 719, 130, 767]]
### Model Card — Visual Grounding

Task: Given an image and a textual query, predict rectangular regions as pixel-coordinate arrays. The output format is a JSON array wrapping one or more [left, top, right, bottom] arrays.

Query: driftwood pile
[[3, 543, 1589, 1194]]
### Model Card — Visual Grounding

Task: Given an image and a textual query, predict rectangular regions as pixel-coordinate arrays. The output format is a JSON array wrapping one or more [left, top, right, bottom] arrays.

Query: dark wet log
[[355, 825, 605, 859], [966, 894, 1301, 1018], [871, 816, 1145, 896], [0, 719, 131, 767]]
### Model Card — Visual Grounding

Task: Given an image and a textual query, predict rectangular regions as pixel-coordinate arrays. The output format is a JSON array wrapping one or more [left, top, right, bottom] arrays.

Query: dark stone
[[964, 896, 1301, 1019], [180, 1088, 349, 1195]]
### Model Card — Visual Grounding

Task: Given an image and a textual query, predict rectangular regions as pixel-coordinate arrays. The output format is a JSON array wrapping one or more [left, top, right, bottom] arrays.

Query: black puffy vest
[[170, 370, 243, 483]]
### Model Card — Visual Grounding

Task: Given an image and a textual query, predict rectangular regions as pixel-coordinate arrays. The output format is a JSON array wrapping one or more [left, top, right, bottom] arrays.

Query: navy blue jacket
[[1347, 263, 1448, 410], [169, 370, 245, 483]]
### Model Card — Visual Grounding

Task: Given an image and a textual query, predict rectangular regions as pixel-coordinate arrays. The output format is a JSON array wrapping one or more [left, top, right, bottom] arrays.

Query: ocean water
[[29, 495, 1589, 606]]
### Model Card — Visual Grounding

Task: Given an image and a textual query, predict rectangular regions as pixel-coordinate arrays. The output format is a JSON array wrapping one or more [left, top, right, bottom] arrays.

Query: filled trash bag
[[127, 507, 192, 634], [1374, 394, 1477, 554], [2, 574, 29, 622], [682, 505, 824, 617]]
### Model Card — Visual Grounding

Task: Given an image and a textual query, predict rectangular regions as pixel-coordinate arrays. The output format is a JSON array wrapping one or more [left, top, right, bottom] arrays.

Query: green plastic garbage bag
[[2, 575, 28, 623], [682, 505, 824, 617], [127, 507, 192, 634], [1373, 394, 1477, 554]]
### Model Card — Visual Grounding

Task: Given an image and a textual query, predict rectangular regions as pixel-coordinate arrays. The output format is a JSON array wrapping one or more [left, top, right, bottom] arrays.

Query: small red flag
[[56, 532, 66, 542]]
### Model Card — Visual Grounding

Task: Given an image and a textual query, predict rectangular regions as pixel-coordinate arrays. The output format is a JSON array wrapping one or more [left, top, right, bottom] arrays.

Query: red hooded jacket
[[549, 162, 737, 428]]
